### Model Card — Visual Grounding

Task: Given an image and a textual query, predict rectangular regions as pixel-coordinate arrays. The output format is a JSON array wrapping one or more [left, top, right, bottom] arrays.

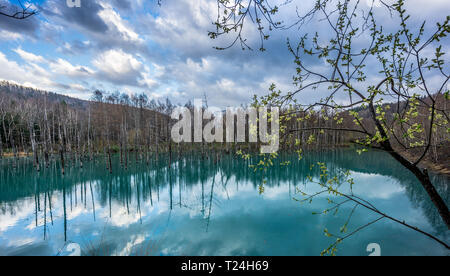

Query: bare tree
[[0, 0, 37, 19]]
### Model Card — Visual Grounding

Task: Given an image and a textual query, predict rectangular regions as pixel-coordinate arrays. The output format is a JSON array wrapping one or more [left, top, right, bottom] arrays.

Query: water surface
[[0, 149, 448, 256]]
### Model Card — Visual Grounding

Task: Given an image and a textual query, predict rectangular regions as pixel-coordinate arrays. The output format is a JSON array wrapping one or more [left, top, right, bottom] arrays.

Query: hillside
[[0, 80, 173, 167], [0, 80, 88, 110]]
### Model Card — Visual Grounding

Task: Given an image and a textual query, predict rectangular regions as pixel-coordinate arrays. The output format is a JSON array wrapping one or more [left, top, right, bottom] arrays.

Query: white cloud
[[0, 51, 58, 91], [141, 0, 218, 58], [0, 30, 23, 41], [1, 0, 447, 107], [117, 235, 147, 256], [348, 172, 406, 200], [186, 58, 212, 73], [69, 83, 89, 91], [370, 0, 450, 18], [105, 205, 143, 227], [14, 47, 46, 63], [139, 65, 158, 88], [93, 49, 142, 78], [98, 1, 143, 44], [0, 199, 35, 232], [92, 49, 161, 89], [50, 58, 94, 77]]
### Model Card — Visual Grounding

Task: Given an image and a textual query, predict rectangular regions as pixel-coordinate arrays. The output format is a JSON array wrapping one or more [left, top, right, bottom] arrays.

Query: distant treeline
[[0, 81, 354, 171], [0, 81, 177, 172], [0, 81, 448, 173]]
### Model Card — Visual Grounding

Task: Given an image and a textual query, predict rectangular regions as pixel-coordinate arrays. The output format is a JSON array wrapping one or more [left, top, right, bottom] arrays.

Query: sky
[[0, 0, 448, 107]]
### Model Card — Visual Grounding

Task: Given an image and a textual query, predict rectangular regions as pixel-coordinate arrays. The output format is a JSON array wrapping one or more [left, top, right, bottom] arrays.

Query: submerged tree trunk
[[108, 148, 112, 174], [29, 124, 39, 172], [60, 145, 65, 175], [0, 132, 3, 160]]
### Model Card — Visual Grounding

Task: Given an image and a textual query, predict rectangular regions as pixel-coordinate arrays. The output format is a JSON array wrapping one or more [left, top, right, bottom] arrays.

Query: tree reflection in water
[[0, 149, 448, 255]]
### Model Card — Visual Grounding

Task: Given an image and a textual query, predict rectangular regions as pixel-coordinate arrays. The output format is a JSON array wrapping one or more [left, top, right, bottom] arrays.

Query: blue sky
[[0, 0, 448, 107]]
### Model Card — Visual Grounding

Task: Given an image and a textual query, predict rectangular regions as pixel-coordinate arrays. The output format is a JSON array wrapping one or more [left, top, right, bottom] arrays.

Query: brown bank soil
[[400, 150, 450, 177], [1, 152, 30, 158]]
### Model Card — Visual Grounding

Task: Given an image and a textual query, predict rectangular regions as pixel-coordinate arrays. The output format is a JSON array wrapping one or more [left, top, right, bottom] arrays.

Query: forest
[[0, 80, 448, 175]]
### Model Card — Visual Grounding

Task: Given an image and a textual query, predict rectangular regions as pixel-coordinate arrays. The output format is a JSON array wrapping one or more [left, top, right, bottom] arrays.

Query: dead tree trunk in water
[[123, 118, 128, 170], [108, 148, 112, 174], [29, 123, 39, 172], [155, 113, 159, 162], [167, 116, 172, 168], [58, 124, 65, 175], [87, 103, 92, 161], [43, 96, 51, 168]]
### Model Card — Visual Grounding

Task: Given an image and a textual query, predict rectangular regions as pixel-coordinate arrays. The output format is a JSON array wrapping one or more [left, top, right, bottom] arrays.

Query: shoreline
[[2, 147, 449, 177], [399, 151, 450, 177]]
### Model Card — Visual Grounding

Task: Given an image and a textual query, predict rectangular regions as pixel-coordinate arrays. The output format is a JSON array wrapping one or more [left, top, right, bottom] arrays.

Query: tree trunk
[[389, 150, 450, 229], [0, 131, 3, 160], [369, 101, 450, 229]]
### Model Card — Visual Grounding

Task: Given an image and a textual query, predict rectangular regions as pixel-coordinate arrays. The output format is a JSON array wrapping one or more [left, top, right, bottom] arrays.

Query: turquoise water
[[0, 149, 448, 256]]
